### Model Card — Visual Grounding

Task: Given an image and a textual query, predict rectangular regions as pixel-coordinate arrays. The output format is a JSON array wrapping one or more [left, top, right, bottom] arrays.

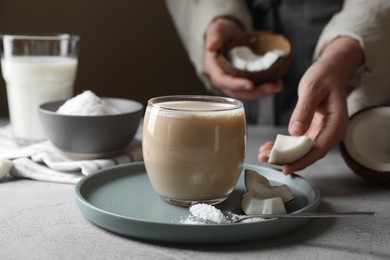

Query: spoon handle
[[245, 211, 378, 219]]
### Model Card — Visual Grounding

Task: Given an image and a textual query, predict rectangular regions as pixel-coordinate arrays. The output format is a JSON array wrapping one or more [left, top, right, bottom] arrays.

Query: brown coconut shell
[[339, 105, 390, 185], [216, 31, 292, 85], [340, 142, 390, 185]]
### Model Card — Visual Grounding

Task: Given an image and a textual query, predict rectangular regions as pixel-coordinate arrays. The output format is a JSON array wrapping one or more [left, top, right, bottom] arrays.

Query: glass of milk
[[0, 34, 79, 145]]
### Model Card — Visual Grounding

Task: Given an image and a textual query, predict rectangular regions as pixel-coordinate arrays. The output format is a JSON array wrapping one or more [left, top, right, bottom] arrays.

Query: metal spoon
[[193, 211, 378, 224], [228, 211, 378, 223]]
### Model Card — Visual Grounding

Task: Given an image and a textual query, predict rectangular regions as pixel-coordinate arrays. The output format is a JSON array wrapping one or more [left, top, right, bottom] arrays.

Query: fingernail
[[283, 167, 292, 175], [244, 84, 252, 90], [290, 121, 305, 134], [263, 84, 282, 93], [262, 86, 274, 93]]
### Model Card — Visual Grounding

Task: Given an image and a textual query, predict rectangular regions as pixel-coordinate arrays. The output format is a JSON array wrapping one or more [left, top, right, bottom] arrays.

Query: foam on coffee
[[151, 101, 244, 118]]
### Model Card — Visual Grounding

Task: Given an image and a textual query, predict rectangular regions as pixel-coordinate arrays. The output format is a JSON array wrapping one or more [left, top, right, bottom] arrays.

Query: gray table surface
[[0, 120, 389, 260]]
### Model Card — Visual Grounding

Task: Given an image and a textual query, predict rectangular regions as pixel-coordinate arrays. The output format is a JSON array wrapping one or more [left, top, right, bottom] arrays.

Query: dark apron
[[245, 0, 343, 125]]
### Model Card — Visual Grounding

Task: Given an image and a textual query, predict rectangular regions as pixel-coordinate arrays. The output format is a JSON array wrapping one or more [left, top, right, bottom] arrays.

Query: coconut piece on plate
[[241, 190, 287, 215], [244, 169, 294, 203], [244, 169, 272, 191]]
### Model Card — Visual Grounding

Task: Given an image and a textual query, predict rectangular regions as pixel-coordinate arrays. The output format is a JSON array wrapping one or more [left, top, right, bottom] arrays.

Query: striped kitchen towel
[[0, 125, 143, 184]]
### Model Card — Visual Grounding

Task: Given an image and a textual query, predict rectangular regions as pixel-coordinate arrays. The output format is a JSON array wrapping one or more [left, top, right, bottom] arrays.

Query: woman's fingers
[[258, 141, 274, 162]]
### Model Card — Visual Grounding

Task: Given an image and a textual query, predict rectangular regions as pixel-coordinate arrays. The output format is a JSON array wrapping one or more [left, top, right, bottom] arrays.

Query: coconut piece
[[244, 169, 294, 203], [241, 191, 287, 215], [340, 106, 390, 184], [267, 185, 294, 203], [228, 46, 287, 72], [268, 134, 315, 165], [244, 169, 272, 191], [0, 159, 13, 179], [216, 31, 292, 84], [228, 46, 259, 70]]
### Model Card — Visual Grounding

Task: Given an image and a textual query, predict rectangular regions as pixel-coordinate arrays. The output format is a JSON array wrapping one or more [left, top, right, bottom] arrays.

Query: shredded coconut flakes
[[189, 203, 227, 224], [57, 90, 120, 116]]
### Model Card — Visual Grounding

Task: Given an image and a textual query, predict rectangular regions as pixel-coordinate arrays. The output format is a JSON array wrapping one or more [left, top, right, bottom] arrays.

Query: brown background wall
[[0, 1, 206, 117]]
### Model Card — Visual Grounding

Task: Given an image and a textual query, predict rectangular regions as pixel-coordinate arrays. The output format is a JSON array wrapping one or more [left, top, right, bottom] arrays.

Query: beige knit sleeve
[[314, 0, 390, 115]]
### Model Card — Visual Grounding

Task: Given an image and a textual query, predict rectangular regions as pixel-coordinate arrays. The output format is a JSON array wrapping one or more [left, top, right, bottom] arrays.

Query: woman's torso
[[245, 0, 343, 125]]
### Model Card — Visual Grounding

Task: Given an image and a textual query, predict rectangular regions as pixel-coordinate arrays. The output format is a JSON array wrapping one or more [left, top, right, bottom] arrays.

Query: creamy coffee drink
[[143, 96, 246, 206]]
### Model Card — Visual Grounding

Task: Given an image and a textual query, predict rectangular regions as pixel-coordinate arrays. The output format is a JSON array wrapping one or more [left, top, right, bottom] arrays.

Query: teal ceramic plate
[[75, 162, 320, 244]]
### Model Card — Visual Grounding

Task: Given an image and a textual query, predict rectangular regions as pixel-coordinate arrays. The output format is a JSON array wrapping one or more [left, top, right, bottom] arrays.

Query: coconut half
[[216, 31, 292, 84], [340, 106, 390, 184]]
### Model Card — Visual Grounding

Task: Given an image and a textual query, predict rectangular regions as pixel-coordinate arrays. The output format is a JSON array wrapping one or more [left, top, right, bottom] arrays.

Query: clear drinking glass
[[0, 34, 79, 145], [143, 95, 247, 206]]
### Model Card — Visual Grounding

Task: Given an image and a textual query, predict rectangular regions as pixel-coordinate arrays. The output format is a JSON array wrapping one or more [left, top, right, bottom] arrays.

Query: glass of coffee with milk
[[0, 34, 79, 145], [143, 95, 247, 206]]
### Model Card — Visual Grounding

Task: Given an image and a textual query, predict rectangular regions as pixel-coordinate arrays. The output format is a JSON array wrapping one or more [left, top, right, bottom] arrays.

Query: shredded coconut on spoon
[[189, 203, 227, 224], [179, 203, 266, 224]]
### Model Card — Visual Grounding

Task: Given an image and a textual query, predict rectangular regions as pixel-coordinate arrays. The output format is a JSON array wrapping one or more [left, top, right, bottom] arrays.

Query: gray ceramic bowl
[[39, 98, 143, 159]]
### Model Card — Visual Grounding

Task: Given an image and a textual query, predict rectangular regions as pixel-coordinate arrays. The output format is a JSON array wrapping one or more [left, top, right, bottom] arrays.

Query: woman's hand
[[258, 36, 364, 174], [203, 17, 283, 100]]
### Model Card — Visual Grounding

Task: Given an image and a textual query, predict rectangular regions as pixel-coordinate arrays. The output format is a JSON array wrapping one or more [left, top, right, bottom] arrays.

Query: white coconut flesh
[[268, 134, 315, 165], [244, 169, 294, 203], [344, 107, 390, 172], [241, 191, 287, 215], [228, 46, 286, 72], [244, 169, 272, 191], [242, 169, 294, 215]]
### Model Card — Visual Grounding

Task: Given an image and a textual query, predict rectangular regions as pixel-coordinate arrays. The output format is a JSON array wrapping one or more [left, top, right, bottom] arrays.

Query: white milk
[[1, 56, 77, 144]]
